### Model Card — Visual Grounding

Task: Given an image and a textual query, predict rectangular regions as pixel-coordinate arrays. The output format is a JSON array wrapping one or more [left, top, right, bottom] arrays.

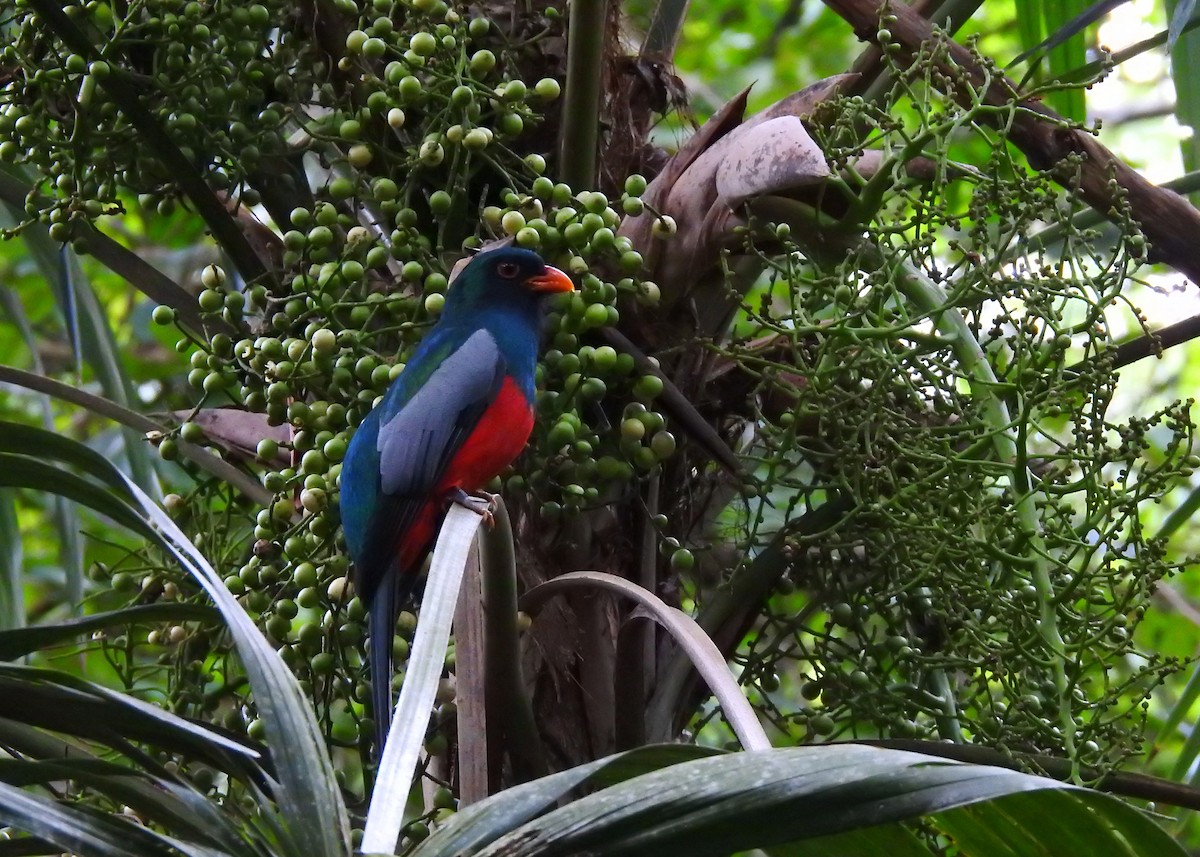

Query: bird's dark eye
[[496, 262, 520, 279]]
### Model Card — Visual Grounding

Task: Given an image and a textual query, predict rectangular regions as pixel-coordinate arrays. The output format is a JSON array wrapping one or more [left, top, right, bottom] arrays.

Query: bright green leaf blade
[[0, 286, 85, 609], [935, 788, 1177, 856], [60, 249, 160, 497], [1013, 0, 1046, 70], [0, 204, 158, 498], [1164, 661, 1200, 780], [0, 165, 216, 337]]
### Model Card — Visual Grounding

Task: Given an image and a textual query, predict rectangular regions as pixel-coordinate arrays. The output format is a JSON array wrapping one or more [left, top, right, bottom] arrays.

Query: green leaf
[[411, 745, 720, 857], [0, 665, 261, 773], [0, 490, 23, 631], [416, 745, 1183, 857], [0, 603, 218, 661], [0, 365, 272, 503], [0, 286, 84, 610], [0, 755, 249, 857], [0, 204, 160, 500], [0, 422, 348, 857], [1171, 0, 1199, 49], [0, 778, 181, 857], [768, 823, 933, 857], [1011, 0, 1096, 121], [60, 248, 160, 497], [0, 165, 218, 338], [1168, 0, 1200, 175]]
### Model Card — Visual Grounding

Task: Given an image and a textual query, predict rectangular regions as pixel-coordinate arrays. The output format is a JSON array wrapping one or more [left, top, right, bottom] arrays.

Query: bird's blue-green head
[[442, 246, 574, 320]]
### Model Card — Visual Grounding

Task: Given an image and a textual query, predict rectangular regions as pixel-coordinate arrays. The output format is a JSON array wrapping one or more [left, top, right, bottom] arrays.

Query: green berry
[[430, 190, 452, 216], [469, 49, 496, 75], [410, 31, 438, 55], [634, 374, 664, 400], [534, 77, 561, 100], [345, 29, 368, 53]]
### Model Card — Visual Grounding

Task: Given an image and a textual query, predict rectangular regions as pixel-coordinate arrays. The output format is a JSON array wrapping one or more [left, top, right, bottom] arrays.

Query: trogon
[[339, 246, 574, 756]]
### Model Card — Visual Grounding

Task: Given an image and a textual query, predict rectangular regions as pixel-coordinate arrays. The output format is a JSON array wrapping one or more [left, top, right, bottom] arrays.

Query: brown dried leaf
[[714, 116, 829, 206]]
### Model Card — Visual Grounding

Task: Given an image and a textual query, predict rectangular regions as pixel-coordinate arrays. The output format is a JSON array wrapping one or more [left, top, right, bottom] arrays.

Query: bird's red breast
[[395, 375, 534, 570]]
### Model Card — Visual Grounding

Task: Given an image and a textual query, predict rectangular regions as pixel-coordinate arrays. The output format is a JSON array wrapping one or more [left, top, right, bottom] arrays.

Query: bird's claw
[[448, 488, 498, 528]]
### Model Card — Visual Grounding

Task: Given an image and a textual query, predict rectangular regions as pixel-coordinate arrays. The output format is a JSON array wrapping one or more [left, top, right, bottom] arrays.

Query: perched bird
[[339, 246, 574, 756]]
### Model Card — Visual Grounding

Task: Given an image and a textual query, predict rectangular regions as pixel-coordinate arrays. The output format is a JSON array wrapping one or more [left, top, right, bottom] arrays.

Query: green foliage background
[[4, 0, 1200, 851]]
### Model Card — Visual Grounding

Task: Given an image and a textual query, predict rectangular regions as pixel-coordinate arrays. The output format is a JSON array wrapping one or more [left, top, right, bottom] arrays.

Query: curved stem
[[522, 571, 771, 752], [646, 496, 851, 742]]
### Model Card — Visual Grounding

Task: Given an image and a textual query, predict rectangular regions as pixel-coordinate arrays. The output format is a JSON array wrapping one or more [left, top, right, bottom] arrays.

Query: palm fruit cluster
[[1, 0, 683, 780]]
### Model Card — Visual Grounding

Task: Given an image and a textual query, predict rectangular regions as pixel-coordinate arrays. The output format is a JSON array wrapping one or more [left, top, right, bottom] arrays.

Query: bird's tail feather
[[369, 580, 396, 761], [370, 568, 424, 761]]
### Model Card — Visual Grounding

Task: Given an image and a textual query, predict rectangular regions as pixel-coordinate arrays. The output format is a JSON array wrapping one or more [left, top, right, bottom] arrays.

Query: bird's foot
[[448, 487, 498, 528]]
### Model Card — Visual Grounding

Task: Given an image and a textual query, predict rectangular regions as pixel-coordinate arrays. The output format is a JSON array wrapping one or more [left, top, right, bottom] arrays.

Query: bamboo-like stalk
[[558, 0, 609, 191], [454, 542, 489, 805], [481, 499, 547, 784]]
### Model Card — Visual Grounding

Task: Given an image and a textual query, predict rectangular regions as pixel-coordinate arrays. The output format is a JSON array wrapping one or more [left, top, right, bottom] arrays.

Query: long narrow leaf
[[0, 491, 23, 631], [0, 757, 248, 857], [1168, 0, 1200, 175], [0, 454, 147, 535], [61, 248, 160, 497], [0, 603, 218, 661], [0, 671, 260, 769], [468, 746, 1182, 857], [362, 504, 483, 854], [411, 745, 719, 857], [0, 166, 217, 337], [1, 286, 85, 610], [1171, 0, 1199, 48], [0, 422, 347, 857], [1, 209, 160, 498], [0, 778, 181, 857], [0, 366, 271, 503]]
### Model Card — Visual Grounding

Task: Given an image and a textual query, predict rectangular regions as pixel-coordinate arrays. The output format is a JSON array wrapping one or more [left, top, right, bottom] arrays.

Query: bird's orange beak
[[527, 265, 575, 294]]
